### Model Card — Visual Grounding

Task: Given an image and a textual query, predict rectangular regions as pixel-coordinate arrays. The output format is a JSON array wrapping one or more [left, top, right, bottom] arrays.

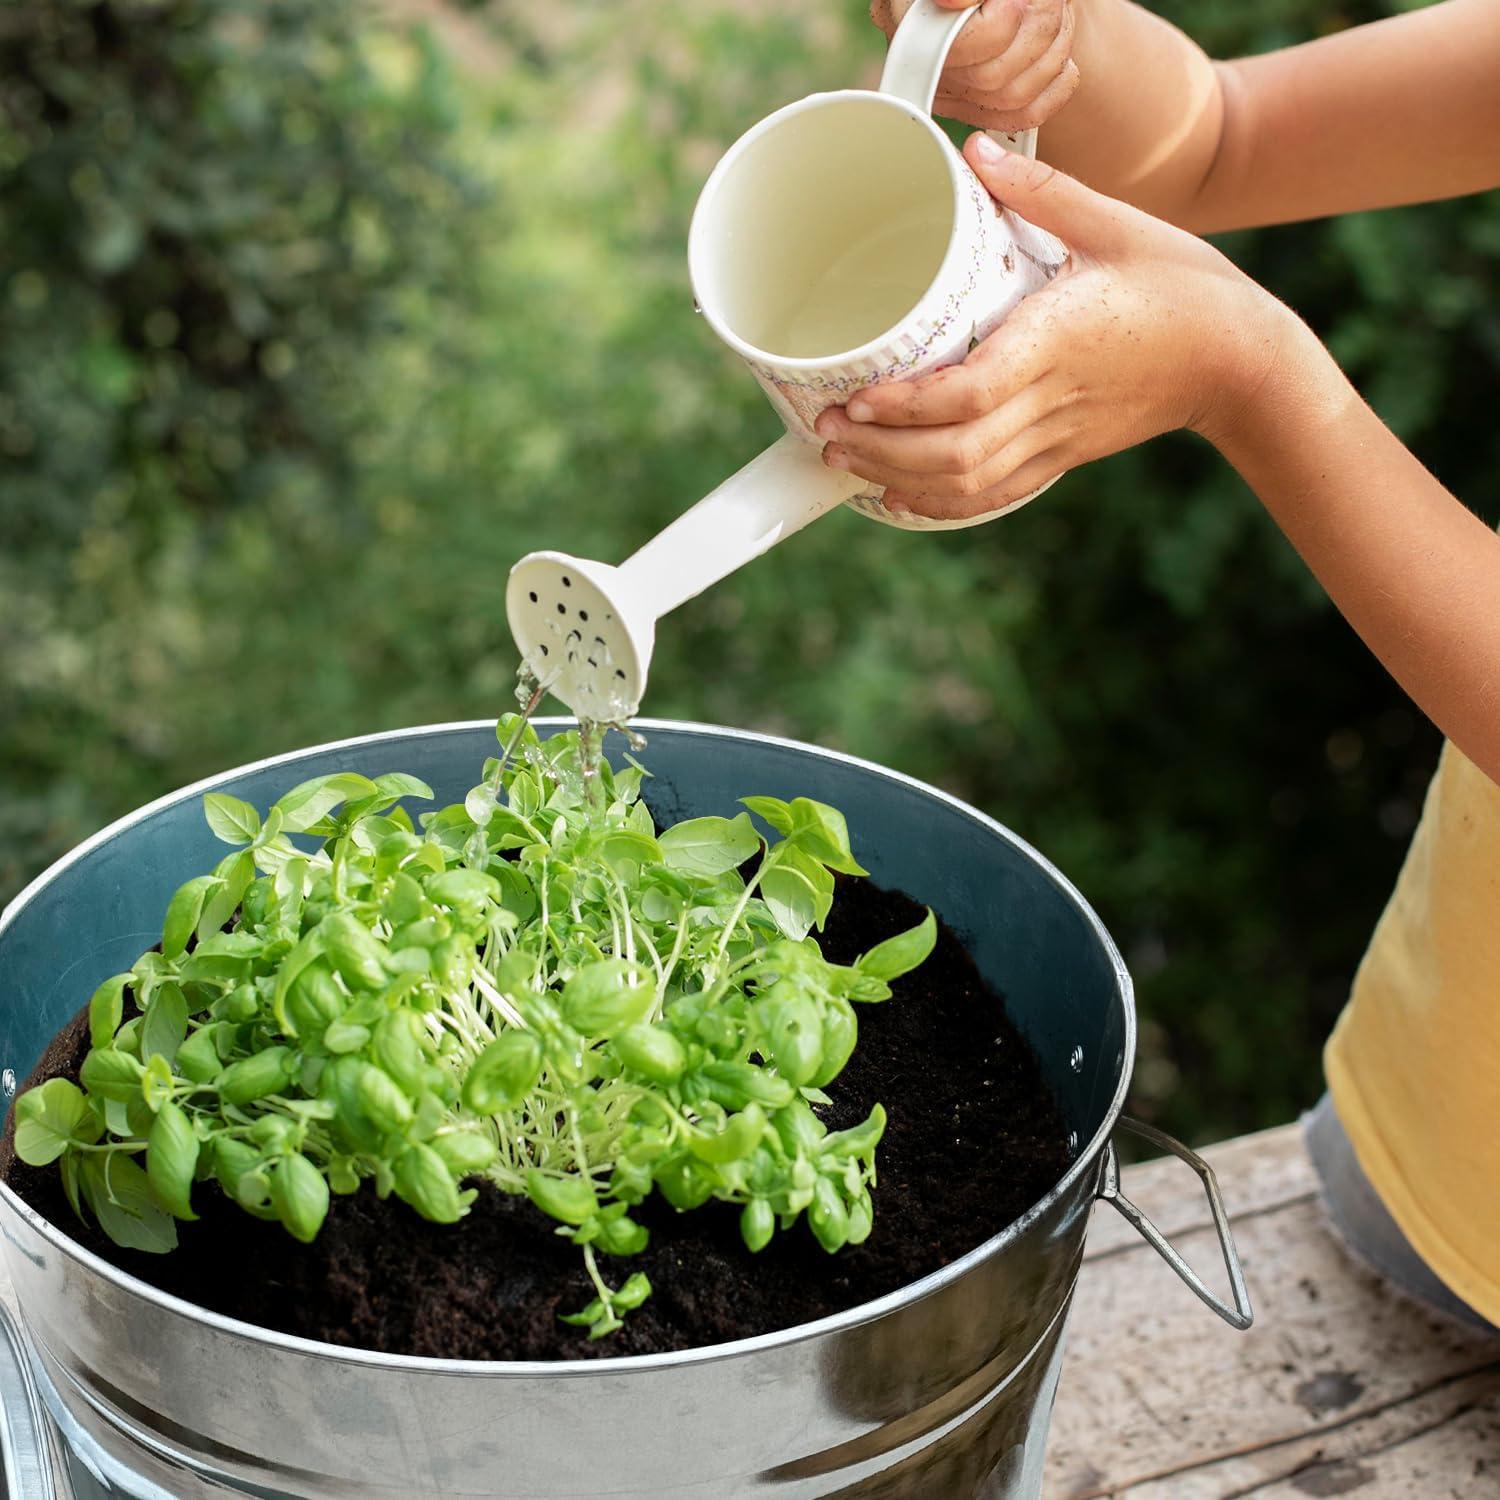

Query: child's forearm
[[1046, 0, 1500, 233], [1212, 315, 1500, 784], [1038, 1, 1226, 223]]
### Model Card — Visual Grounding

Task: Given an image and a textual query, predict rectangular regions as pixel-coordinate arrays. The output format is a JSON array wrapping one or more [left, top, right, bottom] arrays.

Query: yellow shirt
[[1326, 741, 1500, 1326]]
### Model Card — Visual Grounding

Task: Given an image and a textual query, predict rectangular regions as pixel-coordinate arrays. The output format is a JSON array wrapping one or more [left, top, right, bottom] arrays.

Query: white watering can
[[507, 0, 1068, 719]]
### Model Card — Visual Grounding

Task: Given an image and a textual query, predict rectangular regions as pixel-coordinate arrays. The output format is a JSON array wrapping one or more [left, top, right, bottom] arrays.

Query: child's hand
[[870, 0, 1080, 132], [815, 134, 1295, 521]]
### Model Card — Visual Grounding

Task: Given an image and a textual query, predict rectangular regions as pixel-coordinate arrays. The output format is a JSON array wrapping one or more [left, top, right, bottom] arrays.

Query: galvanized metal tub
[[0, 721, 1251, 1499]]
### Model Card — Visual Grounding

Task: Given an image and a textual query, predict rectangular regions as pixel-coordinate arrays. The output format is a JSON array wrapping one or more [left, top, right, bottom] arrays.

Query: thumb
[[963, 134, 1133, 257]]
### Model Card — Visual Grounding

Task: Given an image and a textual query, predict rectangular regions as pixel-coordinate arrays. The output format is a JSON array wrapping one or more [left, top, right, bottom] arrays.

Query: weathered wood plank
[[1046, 1129, 1500, 1499], [1111, 1364, 1500, 1498]]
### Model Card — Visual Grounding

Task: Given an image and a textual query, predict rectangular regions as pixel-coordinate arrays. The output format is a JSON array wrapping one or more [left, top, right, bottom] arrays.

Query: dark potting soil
[[1, 880, 1073, 1361]]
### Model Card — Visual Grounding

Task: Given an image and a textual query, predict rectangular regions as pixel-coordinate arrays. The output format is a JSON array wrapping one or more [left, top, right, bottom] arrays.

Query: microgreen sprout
[[14, 719, 935, 1335]]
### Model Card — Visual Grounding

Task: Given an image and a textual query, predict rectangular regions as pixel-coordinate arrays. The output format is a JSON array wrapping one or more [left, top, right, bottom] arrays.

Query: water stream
[[496, 664, 648, 830]]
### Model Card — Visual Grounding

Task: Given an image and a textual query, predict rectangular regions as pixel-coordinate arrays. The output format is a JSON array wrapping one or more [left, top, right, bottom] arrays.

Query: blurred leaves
[[3, 0, 1494, 1143]]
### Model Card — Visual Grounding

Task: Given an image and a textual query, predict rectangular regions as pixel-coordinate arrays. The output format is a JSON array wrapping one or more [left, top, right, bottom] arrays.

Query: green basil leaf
[[769, 996, 824, 1086], [79, 1048, 146, 1104], [174, 1026, 222, 1084], [612, 1272, 652, 1311], [810, 997, 859, 1089], [394, 1143, 464, 1224], [272, 772, 378, 834], [320, 912, 390, 991], [809, 1176, 850, 1253], [374, 772, 434, 802], [197, 850, 256, 943], [88, 974, 130, 1049], [146, 1102, 199, 1220], [740, 796, 793, 835], [593, 1212, 649, 1256], [14, 1079, 88, 1165], [462, 1031, 544, 1114], [819, 1103, 887, 1165], [561, 959, 655, 1037], [425, 868, 501, 911], [740, 1198, 775, 1253], [142, 983, 189, 1066], [162, 875, 222, 959], [140, 1053, 176, 1111], [81, 1153, 177, 1254], [611, 1023, 687, 1085], [525, 1168, 597, 1226], [856, 909, 937, 983], [758, 864, 821, 943], [218, 1047, 294, 1106], [686, 1103, 766, 1165], [269, 1153, 330, 1243], [59, 1152, 83, 1220], [598, 829, 664, 874], [356, 1065, 414, 1132], [781, 798, 867, 876], [322, 1020, 371, 1054], [658, 813, 759, 878], [202, 792, 261, 845], [428, 1129, 499, 1175]]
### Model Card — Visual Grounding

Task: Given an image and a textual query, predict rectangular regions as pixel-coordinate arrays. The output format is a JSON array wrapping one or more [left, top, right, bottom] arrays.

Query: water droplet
[[692, 298, 703, 315], [2, 1069, 16, 1098], [1067, 1130, 1079, 1154], [1069, 1044, 1084, 1073]]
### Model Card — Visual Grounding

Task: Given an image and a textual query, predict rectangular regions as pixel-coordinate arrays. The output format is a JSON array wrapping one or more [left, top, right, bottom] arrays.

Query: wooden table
[[1044, 1125, 1500, 1498]]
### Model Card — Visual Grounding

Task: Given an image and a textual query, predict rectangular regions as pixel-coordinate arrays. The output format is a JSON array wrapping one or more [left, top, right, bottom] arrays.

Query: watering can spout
[[507, 435, 863, 718], [615, 434, 864, 615]]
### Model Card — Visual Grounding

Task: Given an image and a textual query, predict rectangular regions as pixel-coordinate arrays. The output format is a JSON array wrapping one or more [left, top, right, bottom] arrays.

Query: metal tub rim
[[0, 717, 1135, 1380]]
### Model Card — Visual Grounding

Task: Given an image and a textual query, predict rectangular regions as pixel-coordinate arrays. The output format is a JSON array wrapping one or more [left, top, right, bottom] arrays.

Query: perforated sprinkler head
[[505, 553, 655, 722]]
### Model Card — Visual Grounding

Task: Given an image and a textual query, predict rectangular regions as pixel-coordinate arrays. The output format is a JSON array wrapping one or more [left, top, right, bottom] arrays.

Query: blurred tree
[[0, 0, 489, 891]]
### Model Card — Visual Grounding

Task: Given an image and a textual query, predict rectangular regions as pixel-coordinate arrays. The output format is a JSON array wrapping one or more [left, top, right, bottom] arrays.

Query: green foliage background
[[3, 0, 1492, 1143]]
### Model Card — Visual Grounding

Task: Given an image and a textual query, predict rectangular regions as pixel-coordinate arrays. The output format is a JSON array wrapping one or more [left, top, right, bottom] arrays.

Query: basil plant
[[14, 718, 934, 1335]]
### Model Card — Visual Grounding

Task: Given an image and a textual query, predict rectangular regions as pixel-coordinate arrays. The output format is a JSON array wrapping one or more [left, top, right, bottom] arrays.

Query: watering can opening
[[690, 92, 958, 366]]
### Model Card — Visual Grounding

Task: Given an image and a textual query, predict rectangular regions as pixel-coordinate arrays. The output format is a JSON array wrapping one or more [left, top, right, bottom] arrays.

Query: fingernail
[[824, 445, 849, 470], [885, 500, 913, 517], [847, 397, 873, 423], [971, 133, 1005, 165]]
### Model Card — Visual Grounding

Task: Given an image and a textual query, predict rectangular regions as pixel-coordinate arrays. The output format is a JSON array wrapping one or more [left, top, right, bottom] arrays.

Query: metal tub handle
[[1099, 1115, 1254, 1331], [0, 1300, 58, 1499]]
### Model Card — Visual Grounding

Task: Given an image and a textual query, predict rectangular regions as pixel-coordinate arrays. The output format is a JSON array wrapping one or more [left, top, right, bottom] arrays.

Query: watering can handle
[[880, 0, 1039, 159], [1098, 1116, 1255, 1331]]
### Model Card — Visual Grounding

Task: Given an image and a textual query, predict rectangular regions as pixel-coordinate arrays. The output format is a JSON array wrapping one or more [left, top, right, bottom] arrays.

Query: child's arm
[[915, 0, 1500, 232], [816, 138, 1500, 782]]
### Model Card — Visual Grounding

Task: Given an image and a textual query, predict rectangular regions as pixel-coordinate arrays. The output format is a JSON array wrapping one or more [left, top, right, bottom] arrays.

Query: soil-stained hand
[[870, 0, 1081, 133], [815, 134, 1294, 521]]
